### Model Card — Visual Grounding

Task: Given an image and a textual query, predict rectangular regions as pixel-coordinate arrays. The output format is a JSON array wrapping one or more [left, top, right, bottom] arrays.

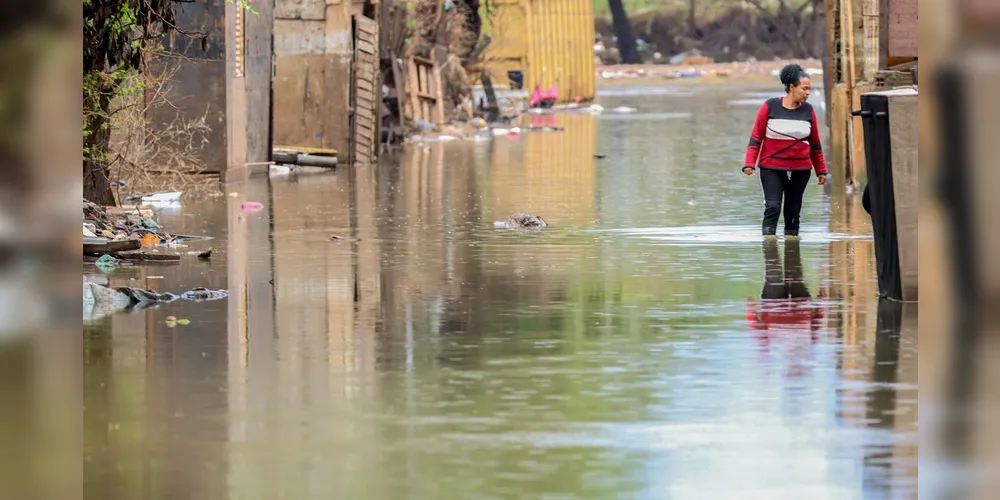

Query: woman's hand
[[743, 167, 755, 176], [817, 174, 827, 185]]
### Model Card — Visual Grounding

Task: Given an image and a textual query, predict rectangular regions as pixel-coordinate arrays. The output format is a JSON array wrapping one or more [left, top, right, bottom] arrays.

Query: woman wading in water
[[743, 64, 829, 237]]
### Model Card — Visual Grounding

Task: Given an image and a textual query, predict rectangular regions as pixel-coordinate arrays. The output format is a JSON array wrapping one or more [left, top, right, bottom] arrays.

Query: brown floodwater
[[84, 82, 916, 499]]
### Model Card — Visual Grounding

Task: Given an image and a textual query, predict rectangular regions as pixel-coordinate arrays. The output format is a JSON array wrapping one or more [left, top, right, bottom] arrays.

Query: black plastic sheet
[[859, 93, 903, 301]]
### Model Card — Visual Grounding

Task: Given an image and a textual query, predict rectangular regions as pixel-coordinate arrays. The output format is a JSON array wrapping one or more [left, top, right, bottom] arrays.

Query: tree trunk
[[83, 113, 115, 206], [688, 0, 701, 38], [608, 0, 641, 64]]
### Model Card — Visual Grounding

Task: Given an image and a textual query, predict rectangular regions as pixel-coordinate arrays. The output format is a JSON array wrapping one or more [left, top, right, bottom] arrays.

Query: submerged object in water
[[493, 212, 548, 228]]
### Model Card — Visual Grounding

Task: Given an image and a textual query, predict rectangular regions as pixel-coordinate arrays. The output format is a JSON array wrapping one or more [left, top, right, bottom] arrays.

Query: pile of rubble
[[83, 199, 212, 268], [83, 199, 178, 245]]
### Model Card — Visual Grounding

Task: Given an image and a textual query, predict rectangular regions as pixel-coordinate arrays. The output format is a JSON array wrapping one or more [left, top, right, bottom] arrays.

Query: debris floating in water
[[241, 201, 264, 213], [95, 254, 119, 274], [493, 213, 548, 229]]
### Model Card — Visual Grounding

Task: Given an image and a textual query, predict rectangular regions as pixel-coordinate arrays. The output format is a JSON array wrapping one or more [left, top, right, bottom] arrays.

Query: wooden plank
[[431, 54, 445, 125], [84, 238, 142, 255], [391, 54, 409, 123], [273, 145, 337, 155], [351, 14, 381, 165], [356, 122, 375, 136], [824, 0, 836, 123], [844, 0, 858, 185], [357, 19, 378, 36], [407, 57, 423, 122], [356, 39, 377, 55], [356, 78, 374, 92]]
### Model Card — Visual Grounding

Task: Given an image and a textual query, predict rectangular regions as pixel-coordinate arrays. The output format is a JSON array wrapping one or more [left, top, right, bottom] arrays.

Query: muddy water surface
[[84, 83, 916, 499]]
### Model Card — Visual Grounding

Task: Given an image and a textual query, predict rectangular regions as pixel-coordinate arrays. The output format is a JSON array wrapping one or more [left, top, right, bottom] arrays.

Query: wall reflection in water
[[83, 103, 916, 499]]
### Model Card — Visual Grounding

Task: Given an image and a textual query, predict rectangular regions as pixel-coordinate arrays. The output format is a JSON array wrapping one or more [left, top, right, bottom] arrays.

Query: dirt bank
[[595, 6, 824, 64]]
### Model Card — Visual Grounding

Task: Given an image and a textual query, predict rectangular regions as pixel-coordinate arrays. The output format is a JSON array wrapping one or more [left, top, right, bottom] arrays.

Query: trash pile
[[83, 199, 179, 245], [596, 59, 824, 81], [405, 103, 637, 145], [83, 198, 213, 270]]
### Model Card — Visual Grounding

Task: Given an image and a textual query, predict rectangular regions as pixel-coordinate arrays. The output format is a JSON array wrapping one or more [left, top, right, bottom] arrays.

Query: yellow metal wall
[[482, 0, 596, 102]]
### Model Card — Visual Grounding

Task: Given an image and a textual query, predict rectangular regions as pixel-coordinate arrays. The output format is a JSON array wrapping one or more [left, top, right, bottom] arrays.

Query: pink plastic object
[[241, 201, 264, 212]]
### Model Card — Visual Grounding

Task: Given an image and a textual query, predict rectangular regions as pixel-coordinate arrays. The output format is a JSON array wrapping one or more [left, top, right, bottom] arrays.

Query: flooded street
[[84, 82, 917, 499]]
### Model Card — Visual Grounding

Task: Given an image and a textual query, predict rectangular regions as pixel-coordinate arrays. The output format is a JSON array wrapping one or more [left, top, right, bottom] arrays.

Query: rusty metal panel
[[886, 0, 917, 58], [351, 15, 380, 165], [482, 0, 596, 102], [146, 0, 227, 172]]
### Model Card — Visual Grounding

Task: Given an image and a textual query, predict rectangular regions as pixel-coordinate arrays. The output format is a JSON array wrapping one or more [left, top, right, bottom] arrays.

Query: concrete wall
[[273, 0, 365, 156], [881, 89, 918, 301]]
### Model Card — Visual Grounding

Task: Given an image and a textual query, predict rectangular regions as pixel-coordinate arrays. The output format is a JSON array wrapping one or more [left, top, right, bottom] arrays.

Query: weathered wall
[[272, 0, 361, 156], [886, 0, 917, 58], [146, 0, 227, 172], [883, 89, 917, 301]]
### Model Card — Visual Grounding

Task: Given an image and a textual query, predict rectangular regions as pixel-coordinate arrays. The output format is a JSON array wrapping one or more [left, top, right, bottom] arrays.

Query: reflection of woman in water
[[743, 64, 829, 237], [746, 239, 826, 376]]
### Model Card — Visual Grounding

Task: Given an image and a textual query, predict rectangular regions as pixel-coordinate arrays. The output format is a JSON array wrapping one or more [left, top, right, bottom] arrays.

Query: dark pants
[[759, 167, 811, 236], [760, 238, 811, 300]]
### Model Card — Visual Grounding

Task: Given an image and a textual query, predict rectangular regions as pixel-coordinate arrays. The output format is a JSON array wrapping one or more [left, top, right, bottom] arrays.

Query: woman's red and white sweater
[[744, 97, 828, 175]]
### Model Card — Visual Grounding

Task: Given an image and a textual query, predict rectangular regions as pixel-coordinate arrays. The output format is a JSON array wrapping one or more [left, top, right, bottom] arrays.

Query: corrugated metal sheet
[[482, 0, 596, 102]]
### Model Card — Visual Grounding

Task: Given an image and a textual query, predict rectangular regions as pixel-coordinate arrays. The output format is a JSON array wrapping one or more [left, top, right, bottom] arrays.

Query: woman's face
[[789, 76, 811, 105]]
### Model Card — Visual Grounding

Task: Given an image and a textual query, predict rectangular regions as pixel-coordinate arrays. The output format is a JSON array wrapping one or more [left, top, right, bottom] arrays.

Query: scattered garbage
[[114, 284, 229, 306], [673, 69, 708, 79], [165, 316, 191, 327], [139, 191, 183, 203], [84, 200, 179, 245], [84, 278, 229, 320], [83, 278, 132, 320], [669, 49, 713, 65]]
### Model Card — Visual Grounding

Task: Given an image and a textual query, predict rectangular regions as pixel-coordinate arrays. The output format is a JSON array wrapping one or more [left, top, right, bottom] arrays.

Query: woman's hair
[[779, 64, 810, 92]]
